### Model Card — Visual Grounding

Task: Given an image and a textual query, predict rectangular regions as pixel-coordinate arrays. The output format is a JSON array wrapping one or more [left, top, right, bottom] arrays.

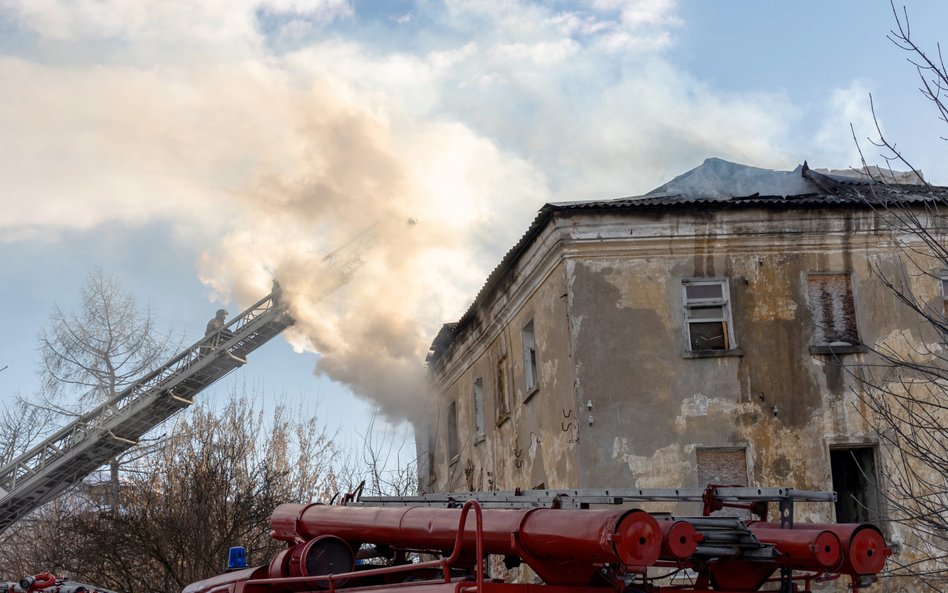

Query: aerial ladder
[[0, 224, 378, 533], [0, 290, 292, 532]]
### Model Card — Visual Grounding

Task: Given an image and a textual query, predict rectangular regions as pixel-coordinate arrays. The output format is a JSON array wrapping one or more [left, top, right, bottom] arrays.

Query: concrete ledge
[[809, 344, 867, 355], [682, 348, 744, 359]]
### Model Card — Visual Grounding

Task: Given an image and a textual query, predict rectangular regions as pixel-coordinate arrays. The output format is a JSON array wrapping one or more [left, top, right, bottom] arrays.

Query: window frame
[[447, 400, 460, 465], [473, 378, 486, 443], [828, 444, 883, 527], [495, 355, 511, 426], [938, 270, 948, 317], [425, 427, 437, 485], [681, 278, 737, 354], [521, 320, 539, 398]]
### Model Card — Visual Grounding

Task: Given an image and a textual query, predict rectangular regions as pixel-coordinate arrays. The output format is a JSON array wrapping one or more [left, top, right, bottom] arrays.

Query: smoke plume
[[2, 0, 833, 419], [195, 80, 546, 419]]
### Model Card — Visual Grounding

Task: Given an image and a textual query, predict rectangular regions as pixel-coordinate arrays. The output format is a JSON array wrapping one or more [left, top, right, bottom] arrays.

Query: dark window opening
[[690, 321, 728, 350], [447, 401, 460, 462], [495, 356, 510, 422], [522, 320, 538, 392], [940, 275, 948, 316], [425, 429, 436, 483], [830, 447, 881, 525], [473, 378, 485, 442]]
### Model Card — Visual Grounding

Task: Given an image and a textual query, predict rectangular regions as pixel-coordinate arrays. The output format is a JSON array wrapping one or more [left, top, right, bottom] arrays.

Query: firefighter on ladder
[[201, 308, 229, 355]]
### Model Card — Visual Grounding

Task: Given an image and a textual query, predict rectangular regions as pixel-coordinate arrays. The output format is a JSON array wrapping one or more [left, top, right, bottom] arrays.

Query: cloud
[[0, 0, 806, 418]]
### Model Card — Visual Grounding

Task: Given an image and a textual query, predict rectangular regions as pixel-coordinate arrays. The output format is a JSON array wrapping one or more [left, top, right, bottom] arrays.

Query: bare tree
[[845, 3, 948, 589], [0, 388, 342, 593], [356, 412, 418, 497], [35, 268, 175, 515], [38, 269, 173, 405], [0, 396, 58, 467]]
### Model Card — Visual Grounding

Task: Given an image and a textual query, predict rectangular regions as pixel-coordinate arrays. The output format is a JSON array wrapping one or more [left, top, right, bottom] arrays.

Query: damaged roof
[[427, 158, 948, 365]]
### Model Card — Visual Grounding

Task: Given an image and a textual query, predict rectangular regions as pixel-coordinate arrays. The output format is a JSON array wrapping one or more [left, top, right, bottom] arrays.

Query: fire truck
[[183, 483, 890, 593]]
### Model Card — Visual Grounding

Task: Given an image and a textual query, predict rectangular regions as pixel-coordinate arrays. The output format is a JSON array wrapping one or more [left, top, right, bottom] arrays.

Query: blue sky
[[1, 0, 947, 446]]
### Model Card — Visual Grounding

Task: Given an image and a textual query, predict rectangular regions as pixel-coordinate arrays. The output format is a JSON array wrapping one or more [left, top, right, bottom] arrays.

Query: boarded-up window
[[696, 448, 748, 486], [682, 279, 735, 351], [808, 274, 859, 345], [830, 447, 881, 526], [447, 401, 459, 462], [697, 448, 749, 518], [473, 378, 485, 442]]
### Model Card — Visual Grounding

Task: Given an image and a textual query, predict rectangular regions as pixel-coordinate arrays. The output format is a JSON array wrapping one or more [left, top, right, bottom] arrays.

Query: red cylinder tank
[[756, 522, 889, 576], [658, 519, 699, 560], [747, 525, 842, 570], [271, 504, 661, 585]]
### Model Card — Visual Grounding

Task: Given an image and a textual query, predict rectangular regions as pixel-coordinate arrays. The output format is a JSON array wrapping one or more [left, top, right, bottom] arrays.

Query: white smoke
[[196, 95, 547, 418], [2, 0, 832, 418]]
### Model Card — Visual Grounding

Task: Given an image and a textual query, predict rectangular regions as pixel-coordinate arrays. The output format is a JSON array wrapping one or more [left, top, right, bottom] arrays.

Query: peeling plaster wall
[[554, 206, 945, 539], [423, 204, 946, 587], [426, 219, 581, 491]]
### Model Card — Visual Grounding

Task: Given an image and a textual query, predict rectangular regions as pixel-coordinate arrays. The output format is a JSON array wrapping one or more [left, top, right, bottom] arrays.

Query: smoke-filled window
[[473, 378, 485, 442], [522, 320, 538, 394]]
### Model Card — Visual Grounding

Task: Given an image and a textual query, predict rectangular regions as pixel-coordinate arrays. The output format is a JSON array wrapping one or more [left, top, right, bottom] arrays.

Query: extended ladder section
[[0, 292, 294, 533], [353, 487, 838, 561], [354, 486, 836, 510]]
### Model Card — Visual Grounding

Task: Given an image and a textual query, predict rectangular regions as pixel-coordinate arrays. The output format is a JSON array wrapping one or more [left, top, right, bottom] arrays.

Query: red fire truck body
[[184, 485, 891, 593]]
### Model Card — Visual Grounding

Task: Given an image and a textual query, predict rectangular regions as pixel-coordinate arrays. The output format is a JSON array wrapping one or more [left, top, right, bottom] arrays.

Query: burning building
[[418, 158, 947, 587]]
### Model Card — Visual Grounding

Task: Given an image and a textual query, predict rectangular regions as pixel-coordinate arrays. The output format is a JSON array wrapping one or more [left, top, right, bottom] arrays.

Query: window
[[807, 273, 860, 349], [447, 401, 459, 463], [495, 356, 510, 423], [473, 378, 485, 442], [522, 320, 538, 393], [830, 446, 881, 526], [682, 279, 735, 351], [940, 272, 948, 316], [425, 428, 436, 484]]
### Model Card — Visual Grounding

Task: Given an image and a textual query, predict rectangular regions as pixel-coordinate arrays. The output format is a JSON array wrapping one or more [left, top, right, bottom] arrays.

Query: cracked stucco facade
[[419, 203, 946, 590]]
